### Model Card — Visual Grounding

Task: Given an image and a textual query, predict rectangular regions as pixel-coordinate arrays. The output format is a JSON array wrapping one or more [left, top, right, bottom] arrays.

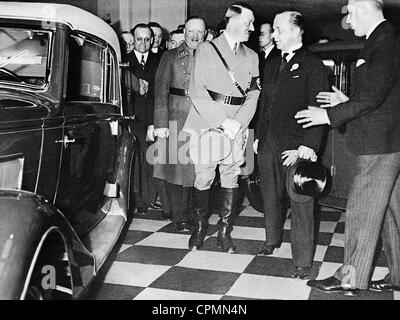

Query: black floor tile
[[235, 216, 265, 228], [334, 222, 345, 234], [244, 256, 322, 279], [117, 245, 189, 265], [201, 237, 265, 255], [122, 230, 154, 245], [319, 210, 343, 222], [323, 246, 344, 263], [149, 266, 240, 295], [85, 283, 145, 300]]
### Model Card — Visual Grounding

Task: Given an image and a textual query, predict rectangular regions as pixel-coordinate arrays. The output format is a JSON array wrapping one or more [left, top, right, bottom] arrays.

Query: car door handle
[[55, 135, 76, 148]]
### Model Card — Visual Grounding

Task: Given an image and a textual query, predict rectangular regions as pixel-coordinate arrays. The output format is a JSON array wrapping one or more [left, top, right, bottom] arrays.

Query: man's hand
[[139, 79, 149, 96], [146, 125, 155, 141], [298, 145, 317, 162], [221, 119, 241, 140], [154, 128, 169, 139], [295, 106, 330, 128], [316, 85, 349, 108], [282, 150, 299, 167], [253, 139, 259, 154]]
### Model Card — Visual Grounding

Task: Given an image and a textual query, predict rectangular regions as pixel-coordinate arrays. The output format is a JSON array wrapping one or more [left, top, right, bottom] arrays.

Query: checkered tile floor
[[86, 198, 399, 300]]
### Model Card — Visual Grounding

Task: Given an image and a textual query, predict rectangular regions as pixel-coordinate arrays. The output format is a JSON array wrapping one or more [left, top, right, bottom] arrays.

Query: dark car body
[[0, 2, 136, 299]]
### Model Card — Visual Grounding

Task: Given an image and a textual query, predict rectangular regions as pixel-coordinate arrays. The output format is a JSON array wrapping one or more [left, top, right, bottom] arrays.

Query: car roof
[[0, 2, 121, 60]]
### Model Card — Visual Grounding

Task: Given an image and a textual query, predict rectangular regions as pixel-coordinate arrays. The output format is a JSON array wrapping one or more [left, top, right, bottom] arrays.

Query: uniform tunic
[[153, 42, 196, 187]]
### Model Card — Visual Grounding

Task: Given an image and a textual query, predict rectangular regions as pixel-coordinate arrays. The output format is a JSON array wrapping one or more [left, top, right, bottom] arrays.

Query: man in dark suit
[[297, 0, 400, 294], [149, 22, 166, 60], [127, 23, 166, 214], [258, 22, 278, 80], [254, 11, 329, 279]]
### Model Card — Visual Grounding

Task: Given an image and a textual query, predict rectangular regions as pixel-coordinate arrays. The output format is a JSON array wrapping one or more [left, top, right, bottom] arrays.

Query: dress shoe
[[258, 244, 277, 256], [136, 207, 148, 215], [176, 222, 190, 232], [161, 211, 173, 220], [292, 267, 311, 280], [150, 202, 162, 210], [306, 276, 359, 296], [369, 279, 400, 292]]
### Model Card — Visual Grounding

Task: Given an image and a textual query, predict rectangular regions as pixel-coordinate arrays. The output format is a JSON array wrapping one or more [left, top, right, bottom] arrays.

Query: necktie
[[140, 54, 145, 69], [279, 52, 289, 73], [233, 42, 238, 55]]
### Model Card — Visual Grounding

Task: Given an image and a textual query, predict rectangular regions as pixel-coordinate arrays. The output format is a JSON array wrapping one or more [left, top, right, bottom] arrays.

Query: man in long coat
[[153, 17, 206, 231]]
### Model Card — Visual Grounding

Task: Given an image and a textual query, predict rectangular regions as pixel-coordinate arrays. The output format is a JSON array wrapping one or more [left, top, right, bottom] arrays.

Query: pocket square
[[356, 59, 366, 67]]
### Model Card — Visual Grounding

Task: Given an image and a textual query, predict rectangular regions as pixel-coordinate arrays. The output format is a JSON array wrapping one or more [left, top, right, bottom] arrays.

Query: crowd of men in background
[[112, 0, 400, 296]]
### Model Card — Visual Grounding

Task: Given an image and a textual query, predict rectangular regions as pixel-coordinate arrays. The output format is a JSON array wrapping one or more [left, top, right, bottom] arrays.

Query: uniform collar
[[223, 31, 239, 52]]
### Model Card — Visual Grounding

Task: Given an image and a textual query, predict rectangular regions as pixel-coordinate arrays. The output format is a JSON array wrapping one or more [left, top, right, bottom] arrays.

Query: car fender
[[0, 190, 94, 299]]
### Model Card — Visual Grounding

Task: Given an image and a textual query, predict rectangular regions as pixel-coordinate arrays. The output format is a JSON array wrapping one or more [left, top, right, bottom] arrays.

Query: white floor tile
[[176, 251, 254, 273], [316, 262, 342, 280], [371, 267, 389, 280], [227, 274, 311, 300], [283, 218, 291, 230], [129, 218, 171, 232], [314, 245, 328, 262], [134, 288, 222, 300], [240, 205, 263, 217], [135, 232, 192, 249], [330, 233, 345, 247], [394, 291, 400, 300], [268, 243, 327, 262], [230, 225, 265, 241], [103, 261, 170, 287]]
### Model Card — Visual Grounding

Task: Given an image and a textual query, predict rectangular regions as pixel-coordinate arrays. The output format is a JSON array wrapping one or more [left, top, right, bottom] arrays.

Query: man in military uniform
[[153, 16, 206, 231], [183, 2, 260, 253]]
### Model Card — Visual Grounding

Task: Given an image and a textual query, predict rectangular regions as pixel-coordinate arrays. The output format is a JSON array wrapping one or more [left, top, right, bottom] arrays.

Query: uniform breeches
[[189, 130, 248, 190]]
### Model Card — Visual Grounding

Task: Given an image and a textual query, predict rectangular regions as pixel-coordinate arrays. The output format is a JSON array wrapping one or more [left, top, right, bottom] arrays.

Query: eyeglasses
[[136, 37, 151, 43]]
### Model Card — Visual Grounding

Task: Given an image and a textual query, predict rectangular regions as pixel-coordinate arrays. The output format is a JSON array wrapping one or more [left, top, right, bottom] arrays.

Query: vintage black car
[[0, 2, 136, 299]]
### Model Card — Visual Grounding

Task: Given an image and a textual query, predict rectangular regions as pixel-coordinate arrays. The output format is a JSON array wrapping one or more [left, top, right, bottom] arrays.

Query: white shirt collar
[[282, 42, 303, 62], [366, 19, 386, 39], [223, 32, 239, 52], [263, 44, 275, 59], [134, 50, 149, 63]]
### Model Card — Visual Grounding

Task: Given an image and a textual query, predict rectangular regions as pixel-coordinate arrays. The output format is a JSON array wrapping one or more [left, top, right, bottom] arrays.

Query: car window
[[0, 27, 51, 87], [66, 35, 104, 102]]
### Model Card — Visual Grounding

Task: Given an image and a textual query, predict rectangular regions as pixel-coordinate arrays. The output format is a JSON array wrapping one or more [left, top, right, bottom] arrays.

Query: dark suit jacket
[[126, 51, 161, 132], [327, 21, 400, 155], [258, 46, 279, 83], [255, 46, 329, 153]]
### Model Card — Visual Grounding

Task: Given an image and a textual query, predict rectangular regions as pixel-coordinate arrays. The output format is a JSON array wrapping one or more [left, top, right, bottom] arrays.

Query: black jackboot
[[188, 188, 210, 250], [217, 187, 243, 254]]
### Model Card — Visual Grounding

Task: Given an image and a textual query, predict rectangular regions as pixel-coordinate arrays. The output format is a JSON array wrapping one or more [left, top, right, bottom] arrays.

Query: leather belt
[[207, 90, 245, 105], [169, 87, 189, 97]]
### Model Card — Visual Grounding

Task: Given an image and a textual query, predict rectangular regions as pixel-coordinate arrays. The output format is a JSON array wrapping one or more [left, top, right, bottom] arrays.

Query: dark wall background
[[188, 0, 400, 51]]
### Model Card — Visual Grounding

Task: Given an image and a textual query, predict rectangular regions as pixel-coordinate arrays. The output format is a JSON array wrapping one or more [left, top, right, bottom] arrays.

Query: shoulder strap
[[209, 42, 247, 97]]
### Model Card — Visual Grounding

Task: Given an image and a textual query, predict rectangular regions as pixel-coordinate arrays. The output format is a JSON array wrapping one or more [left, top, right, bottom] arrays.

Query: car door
[[55, 33, 120, 236]]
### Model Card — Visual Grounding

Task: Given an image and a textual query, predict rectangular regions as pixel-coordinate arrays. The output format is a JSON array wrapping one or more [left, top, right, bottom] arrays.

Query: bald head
[[346, 0, 385, 37]]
